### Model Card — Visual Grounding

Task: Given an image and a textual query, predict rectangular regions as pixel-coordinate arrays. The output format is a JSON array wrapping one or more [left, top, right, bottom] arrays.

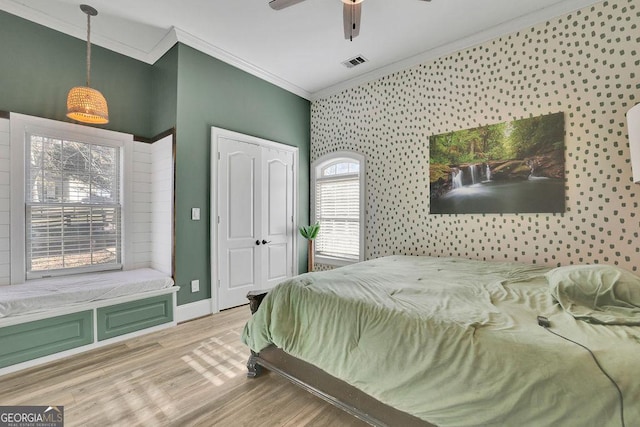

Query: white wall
[[130, 138, 173, 274], [131, 141, 153, 269], [151, 135, 173, 274]]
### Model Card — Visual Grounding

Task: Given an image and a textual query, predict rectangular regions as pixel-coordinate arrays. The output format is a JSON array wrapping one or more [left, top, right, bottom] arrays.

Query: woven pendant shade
[[66, 5, 109, 124], [67, 86, 109, 124]]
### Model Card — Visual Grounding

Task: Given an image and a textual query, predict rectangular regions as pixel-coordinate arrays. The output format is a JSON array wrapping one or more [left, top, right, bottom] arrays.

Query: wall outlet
[[191, 279, 200, 293]]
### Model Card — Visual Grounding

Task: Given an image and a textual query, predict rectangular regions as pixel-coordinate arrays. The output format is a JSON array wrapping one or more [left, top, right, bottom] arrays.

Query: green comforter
[[241, 256, 640, 426]]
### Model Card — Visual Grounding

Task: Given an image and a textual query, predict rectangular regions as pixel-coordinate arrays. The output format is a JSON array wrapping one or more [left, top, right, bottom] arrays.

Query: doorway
[[211, 127, 298, 310]]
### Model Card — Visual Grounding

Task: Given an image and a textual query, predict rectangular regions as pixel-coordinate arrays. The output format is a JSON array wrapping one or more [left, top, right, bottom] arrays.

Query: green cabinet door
[[0, 311, 93, 369], [97, 294, 173, 341]]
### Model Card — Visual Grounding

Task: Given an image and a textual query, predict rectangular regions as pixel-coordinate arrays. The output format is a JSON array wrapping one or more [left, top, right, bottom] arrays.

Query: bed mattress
[[242, 255, 640, 426]]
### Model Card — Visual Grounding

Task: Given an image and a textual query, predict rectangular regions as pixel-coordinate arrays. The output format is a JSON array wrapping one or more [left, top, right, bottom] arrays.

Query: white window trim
[[311, 151, 365, 267], [10, 113, 134, 284]]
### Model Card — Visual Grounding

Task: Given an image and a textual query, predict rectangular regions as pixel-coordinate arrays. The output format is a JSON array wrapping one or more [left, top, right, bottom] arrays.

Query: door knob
[[255, 240, 261, 245], [262, 240, 271, 245]]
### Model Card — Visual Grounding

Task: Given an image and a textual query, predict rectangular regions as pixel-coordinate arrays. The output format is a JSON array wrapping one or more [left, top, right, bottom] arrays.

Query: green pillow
[[546, 264, 640, 325]]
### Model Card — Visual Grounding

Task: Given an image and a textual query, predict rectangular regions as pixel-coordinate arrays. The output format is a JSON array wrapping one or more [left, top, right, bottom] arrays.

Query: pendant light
[[66, 4, 109, 124]]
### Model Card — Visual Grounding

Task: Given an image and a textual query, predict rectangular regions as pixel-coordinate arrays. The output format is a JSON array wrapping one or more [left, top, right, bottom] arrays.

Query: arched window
[[311, 152, 365, 266]]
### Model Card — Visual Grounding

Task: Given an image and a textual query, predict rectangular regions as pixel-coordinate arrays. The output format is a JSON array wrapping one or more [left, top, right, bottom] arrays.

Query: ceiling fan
[[269, 0, 432, 41]]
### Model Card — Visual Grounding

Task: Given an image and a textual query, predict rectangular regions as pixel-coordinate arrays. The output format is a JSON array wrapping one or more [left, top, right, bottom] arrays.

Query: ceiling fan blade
[[343, 2, 361, 41], [269, 0, 307, 10]]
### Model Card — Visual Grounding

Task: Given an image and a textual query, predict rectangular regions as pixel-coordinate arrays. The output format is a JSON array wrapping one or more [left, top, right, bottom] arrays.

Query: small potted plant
[[299, 222, 320, 272]]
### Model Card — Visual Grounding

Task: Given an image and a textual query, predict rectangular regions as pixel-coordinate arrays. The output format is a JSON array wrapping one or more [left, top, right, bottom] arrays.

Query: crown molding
[[146, 27, 179, 64], [171, 27, 311, 100], [0, 0, 156, 63], [310, 0, 603, 101]]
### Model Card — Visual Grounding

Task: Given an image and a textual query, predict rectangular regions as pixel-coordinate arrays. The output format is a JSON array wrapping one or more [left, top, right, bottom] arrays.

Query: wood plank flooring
[[0, 306, 367, 427]]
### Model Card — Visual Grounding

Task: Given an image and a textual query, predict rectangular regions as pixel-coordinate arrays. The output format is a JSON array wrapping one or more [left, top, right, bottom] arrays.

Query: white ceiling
[[1, 0, 602, 100]]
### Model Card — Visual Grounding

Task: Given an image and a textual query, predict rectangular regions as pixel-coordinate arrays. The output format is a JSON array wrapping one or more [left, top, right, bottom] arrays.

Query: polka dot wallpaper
[[311, 0, 640, 272]]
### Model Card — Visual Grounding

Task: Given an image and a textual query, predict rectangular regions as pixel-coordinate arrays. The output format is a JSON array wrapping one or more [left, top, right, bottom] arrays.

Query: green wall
[[174, 44, 310, 305], [150, 46, 179, 136], [0, 11, 153, 136], [0, 12, 311, 307]]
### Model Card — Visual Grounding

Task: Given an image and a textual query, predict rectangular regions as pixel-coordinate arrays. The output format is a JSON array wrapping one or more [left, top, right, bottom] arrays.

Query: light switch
[[191, 279, 200, 293], [191, 207, 200, 220]]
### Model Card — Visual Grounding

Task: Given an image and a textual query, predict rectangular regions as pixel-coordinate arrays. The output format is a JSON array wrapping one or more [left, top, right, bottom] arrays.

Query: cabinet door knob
[[255, 240, 261, 245]]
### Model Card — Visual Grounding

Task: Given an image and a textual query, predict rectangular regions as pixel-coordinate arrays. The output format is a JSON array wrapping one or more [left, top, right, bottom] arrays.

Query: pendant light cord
[[86, 11, 91, 87]]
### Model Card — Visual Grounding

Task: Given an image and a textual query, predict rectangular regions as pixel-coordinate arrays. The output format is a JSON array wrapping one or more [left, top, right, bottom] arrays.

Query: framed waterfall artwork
[[429, 112, 565, 214]]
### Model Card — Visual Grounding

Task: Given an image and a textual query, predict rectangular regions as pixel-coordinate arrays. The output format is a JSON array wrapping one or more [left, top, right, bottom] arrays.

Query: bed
[[241, 255, 640, 427]]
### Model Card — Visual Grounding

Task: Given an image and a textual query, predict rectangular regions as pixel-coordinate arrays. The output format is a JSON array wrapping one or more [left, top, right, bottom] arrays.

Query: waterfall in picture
[[469, 164, 478, 184], [526, 159, 547, 180], [452, 170, 463, 189], [486, 164, 491, 181]]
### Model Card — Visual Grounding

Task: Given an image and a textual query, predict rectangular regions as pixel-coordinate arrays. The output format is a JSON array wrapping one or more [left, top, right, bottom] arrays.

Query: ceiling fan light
[[66, 86, 109, 124]]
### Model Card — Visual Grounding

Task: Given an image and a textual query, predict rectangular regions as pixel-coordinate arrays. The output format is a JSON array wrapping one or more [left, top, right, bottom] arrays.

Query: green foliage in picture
[[430, 122, 508, 165], [430, 112, 564, 166], [507, 113, 565, 158]]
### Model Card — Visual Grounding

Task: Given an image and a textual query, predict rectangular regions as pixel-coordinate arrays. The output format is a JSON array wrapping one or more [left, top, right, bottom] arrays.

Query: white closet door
[[261, 148, 294, 289], [213, 128, 297, 311], [217, 137, 262, 310]]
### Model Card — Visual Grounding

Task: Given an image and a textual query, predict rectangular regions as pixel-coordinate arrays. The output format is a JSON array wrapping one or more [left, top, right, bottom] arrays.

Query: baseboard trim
[[176, 298, 213, 323]]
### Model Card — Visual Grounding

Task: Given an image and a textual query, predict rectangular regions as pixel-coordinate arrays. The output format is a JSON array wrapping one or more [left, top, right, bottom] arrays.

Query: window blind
[[26, 134, 121, 275], [315, 175, 360, 260]]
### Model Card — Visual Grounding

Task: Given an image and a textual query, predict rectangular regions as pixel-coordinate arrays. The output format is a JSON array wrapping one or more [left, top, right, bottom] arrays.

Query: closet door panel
[[261, 148, 294, 289], [217, 138, 262, 309]]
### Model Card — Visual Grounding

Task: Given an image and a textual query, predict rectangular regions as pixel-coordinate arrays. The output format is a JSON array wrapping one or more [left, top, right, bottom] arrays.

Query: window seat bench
[[0, 269, 178, 376]]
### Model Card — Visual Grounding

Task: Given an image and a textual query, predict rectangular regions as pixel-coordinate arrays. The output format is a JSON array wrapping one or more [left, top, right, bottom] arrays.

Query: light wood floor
[[0, 306, 367, 427]]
